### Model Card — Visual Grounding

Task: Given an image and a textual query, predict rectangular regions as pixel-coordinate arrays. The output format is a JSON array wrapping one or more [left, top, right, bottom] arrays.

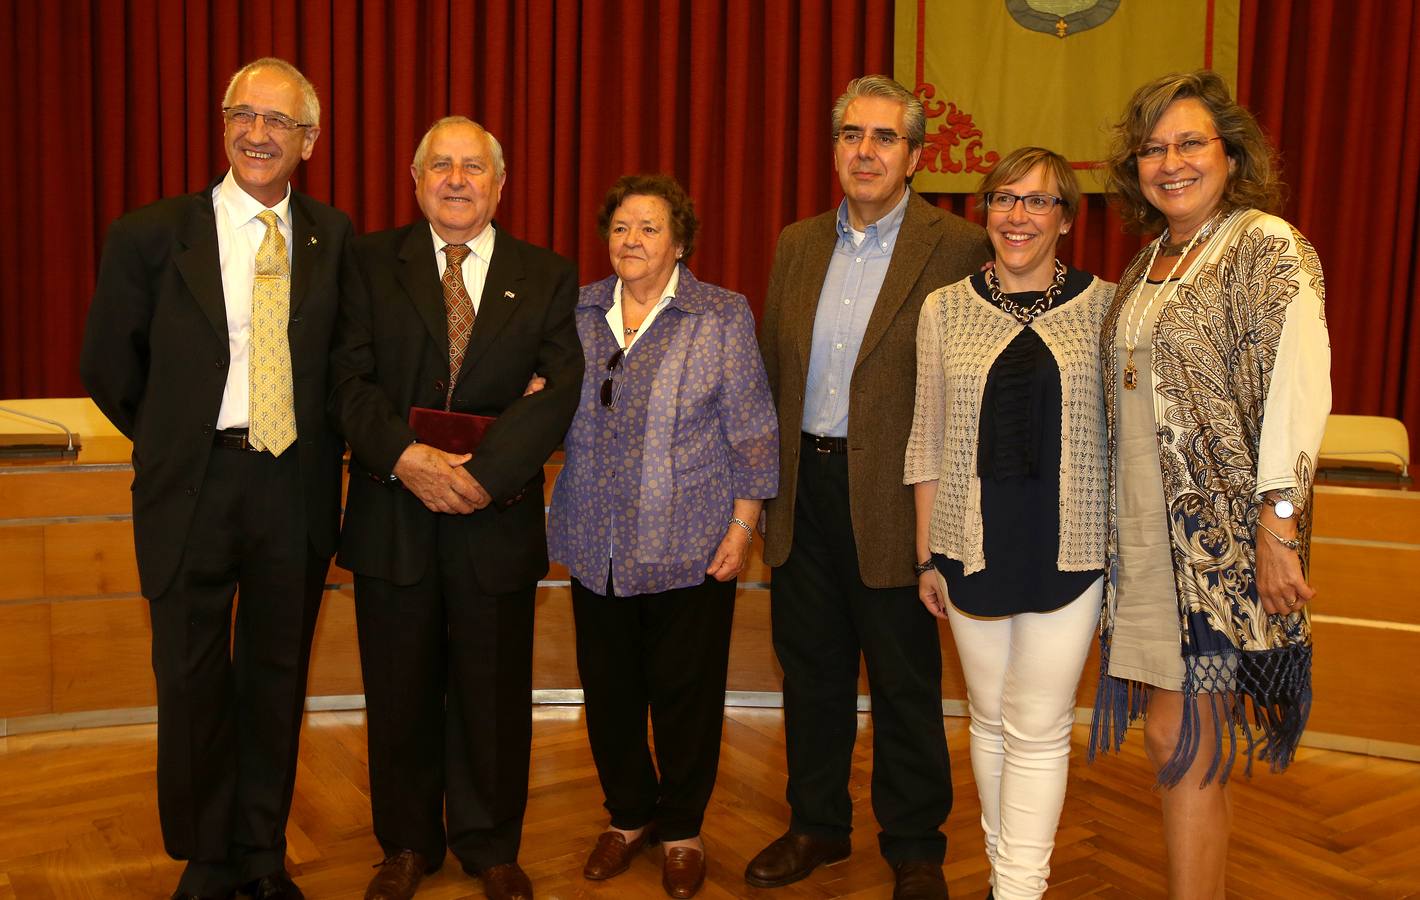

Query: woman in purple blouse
[[547, 174, 778, 899]]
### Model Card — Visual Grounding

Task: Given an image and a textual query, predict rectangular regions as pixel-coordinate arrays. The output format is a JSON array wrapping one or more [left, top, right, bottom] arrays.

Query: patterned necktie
[[247, 210, 296, 455], [441, 243, 475, 408]]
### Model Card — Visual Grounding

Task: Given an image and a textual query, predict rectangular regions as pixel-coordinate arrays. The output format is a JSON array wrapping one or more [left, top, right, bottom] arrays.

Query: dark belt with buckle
[[213, 428, 262, 451], [802, 432, 848, 454]]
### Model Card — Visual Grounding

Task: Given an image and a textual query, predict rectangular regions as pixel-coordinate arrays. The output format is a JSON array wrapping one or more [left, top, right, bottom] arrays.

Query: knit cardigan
[[904, 273, 1113, 574]]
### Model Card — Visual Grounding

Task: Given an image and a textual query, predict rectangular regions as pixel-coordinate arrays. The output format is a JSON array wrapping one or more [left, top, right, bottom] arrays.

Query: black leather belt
[[213, 428, 262, 451], [802, 432, 848, 454]]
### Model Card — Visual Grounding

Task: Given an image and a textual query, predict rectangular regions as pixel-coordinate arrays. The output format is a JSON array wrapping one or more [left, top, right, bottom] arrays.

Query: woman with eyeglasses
[[546, 174, 777, 899], [1090, 70, 1329, 898], [904, 146, 1111, 900]]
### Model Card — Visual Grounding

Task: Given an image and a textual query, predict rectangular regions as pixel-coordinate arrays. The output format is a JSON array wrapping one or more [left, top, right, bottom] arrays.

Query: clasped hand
[[393, 443, 491, 514]]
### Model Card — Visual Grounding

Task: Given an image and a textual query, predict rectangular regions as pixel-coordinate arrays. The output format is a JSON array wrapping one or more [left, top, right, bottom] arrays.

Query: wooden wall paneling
[[0, 526, 44, 601], [1314, 487, 1420, 543], [42, 520, 140, 597], [726, 587, 780, 693], [1309, 621, 1420, 746], [1309, 542, 1420, 624], [0, 602, 52, 718], [532, 584, 578, 689], [48, 597, 154, 713], [306, 589, 364, 698], [0, 470, 134, 519]]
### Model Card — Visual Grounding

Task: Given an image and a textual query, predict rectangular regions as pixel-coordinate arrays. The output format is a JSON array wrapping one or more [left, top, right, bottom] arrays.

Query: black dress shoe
[[744, 830, 852, 888], [239, 870, 304, 900]]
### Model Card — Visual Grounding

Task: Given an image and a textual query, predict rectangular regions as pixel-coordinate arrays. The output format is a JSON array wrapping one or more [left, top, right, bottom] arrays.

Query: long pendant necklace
[[1121, 211, 1225, 390], [987, 259, 1067, 325]]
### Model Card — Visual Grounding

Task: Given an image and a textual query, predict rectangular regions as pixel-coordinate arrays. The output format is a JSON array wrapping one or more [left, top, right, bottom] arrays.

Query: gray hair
[[831, 74, 925, 149], [223, 57, 321, 128], [412, 116, 506, 179]]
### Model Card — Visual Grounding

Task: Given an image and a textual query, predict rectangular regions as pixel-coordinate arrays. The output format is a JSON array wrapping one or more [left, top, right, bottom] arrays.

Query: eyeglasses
[[599, 347, 625, 408], [984, 191, 1066, 215], [1135, 136, 1223, 162], [222, 106, 313, 133], [837, 127, 908, 150]]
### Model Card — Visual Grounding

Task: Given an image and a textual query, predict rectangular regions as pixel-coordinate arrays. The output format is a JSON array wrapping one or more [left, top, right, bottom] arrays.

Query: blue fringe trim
[[1088, 637, 1313, 789]]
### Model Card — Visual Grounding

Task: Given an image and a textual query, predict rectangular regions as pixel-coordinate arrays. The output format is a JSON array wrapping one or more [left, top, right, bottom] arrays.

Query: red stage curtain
[[1, 0, 1416, 460]]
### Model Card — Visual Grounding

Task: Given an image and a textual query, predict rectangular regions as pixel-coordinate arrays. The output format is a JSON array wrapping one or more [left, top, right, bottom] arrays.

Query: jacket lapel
[[458, 229, 524, 381], [288, 193, 322, 318], [854, 192, 937, 373], [173, 188, 228, 346], [396, 223, 451, 363], [791, 213, 839, 384]]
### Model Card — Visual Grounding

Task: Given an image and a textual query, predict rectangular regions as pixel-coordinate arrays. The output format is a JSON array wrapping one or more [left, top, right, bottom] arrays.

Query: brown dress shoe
[[892, 860, 948, 900], [662, 846, 706, 899], [478, 862, 533, 900], [365, 850, 433, 900], [744, 830, 851, 888], [583, 829, 656, 880]]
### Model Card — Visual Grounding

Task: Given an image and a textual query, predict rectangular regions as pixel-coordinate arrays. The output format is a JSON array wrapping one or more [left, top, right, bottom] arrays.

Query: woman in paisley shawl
[[905, 147, 1111, 900], [546, 174, 777, 899], [1091, 70, 1330, 898]]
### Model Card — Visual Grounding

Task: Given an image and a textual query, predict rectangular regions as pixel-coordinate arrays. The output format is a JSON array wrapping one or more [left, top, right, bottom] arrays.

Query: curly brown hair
[[1105, 70, 1283, 234], [595, 174, 700, 259]]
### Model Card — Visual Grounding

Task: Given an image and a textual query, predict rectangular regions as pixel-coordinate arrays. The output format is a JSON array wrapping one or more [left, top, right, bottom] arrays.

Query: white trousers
[[945, 575, 1103, 900]]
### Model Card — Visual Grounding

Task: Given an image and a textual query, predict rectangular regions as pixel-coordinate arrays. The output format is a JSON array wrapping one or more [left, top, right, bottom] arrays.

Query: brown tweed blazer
[[758, 191, 990, 588]]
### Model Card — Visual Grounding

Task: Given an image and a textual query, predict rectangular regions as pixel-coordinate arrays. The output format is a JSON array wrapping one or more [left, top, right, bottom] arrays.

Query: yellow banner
[[895, 0, 1239, 192]]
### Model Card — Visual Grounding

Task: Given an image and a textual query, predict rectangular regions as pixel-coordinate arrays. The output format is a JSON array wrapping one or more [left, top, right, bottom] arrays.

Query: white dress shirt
[[213, 170, 293, 430], [607, 265, 679, 352], [430, 222, 497, 316]]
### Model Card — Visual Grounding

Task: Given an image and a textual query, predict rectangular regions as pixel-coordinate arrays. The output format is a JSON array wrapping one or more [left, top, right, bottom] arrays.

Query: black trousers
[[354, 513, 536, 873], [148, 445, 326, 896], [571, 573, 736, 841], [771, 445, 952, 864]]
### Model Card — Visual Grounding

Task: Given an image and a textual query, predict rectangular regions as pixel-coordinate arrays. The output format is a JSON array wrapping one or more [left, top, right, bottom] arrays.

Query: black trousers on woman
[[571, 573, 737, 841]]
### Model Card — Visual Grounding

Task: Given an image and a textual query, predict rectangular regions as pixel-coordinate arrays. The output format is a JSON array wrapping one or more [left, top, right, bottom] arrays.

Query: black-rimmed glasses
[[984, 191, 1066, 215], [600, 347, 625, 408], [222, 106, 314, 132]]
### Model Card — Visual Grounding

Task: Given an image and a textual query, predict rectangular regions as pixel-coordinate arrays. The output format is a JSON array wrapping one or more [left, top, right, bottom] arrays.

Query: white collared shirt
[[213, 169, 293, 430], [607, 266, 679, 352], [430, 222, 497, 316]]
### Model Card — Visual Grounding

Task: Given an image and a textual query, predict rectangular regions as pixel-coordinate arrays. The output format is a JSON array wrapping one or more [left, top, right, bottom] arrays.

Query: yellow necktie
[[441, 243, 475, 408], [248, 210, 296, 456]]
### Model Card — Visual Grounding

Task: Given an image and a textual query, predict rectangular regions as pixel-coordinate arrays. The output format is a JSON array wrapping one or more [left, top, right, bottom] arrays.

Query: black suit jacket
[[329, 222, 581, 592], [80, 181, 354, 599]]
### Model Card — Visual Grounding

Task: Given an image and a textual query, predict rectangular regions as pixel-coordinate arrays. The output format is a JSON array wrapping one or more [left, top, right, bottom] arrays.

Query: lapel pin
[[504, 290, 516, 300], [307, 236, 318, 246]]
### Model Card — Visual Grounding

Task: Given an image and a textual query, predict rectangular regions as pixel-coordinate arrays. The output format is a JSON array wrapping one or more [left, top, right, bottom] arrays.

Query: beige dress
[[1107, 279, 1185, 690]]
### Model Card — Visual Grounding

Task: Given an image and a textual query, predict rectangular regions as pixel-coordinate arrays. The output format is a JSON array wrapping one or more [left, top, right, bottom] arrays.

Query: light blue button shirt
[[801, 188, 910, 437]]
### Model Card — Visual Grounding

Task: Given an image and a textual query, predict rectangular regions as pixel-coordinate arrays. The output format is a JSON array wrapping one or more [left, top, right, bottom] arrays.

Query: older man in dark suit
[[748, 75, 991, 900], [328, 116, 581, 900], [81, 58, 352, 900]]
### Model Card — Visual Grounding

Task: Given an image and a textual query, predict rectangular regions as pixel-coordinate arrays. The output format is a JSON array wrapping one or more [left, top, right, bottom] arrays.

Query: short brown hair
[[595, 174, 700, 259], [1105, 69, 1283, 234], [977, 147, 1081, 223]]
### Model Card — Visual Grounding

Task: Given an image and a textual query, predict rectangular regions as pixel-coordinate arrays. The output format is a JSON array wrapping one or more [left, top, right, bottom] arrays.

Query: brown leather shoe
[[364, 850, 433, 900], [892, 860, 948, 900], [661, 846, 706, 899], [583, 829, 656, 880], [744, 830, 851, 888], [477, 862, 533, 900]]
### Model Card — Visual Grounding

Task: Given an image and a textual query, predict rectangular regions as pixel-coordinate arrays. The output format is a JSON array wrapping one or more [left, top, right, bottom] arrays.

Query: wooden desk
[[2, 400, 1416, 760]]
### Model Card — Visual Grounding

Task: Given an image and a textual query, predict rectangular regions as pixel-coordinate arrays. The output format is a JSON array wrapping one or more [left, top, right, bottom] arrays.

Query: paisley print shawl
[[1089, 210, 1332, 785]]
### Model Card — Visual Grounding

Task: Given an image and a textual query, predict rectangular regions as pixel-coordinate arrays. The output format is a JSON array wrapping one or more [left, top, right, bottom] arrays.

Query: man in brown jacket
[[748, 75, 990, 900]]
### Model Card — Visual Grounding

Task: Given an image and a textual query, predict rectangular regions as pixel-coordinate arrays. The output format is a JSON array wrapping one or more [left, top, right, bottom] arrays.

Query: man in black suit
[[328, 116, 581, 900], [80, 58, 352, 900]]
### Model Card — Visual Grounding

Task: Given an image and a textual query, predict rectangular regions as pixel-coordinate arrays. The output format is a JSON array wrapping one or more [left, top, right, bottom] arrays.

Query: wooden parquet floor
[[1, 707, 1417, 899]]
